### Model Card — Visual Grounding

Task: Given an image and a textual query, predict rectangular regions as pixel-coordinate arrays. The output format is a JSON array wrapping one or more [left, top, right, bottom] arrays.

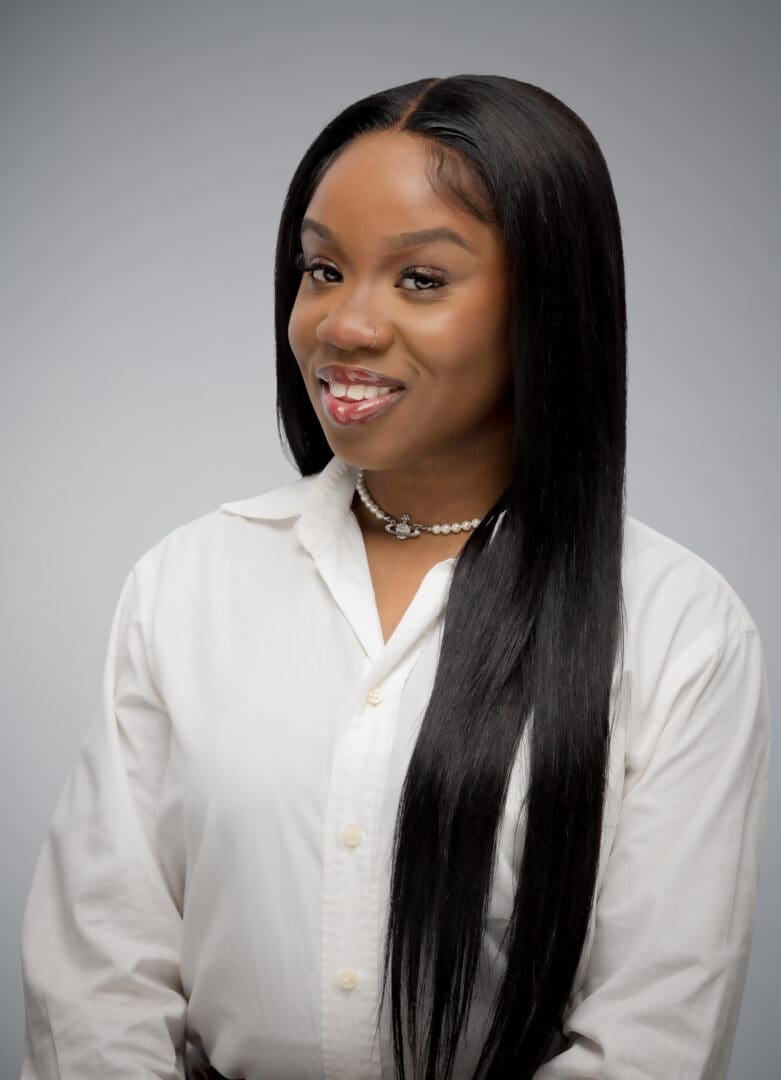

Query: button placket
[[321, 679, 392, 1080]]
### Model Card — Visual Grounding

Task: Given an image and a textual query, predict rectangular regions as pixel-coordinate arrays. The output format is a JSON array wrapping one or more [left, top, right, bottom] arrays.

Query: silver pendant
[[385, 513, 421, 540]]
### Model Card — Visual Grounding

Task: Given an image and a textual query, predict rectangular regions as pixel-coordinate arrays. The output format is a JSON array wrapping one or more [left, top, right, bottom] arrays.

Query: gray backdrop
[[2, 1, 778, 1077]]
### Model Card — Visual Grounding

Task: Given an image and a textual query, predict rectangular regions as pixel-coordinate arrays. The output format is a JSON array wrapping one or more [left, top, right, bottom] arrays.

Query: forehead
[[303, 132, 493, 248]]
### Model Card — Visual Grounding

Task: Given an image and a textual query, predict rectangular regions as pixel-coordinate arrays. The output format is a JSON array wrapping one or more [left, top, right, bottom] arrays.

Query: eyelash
[[294, 251, 449, 292]]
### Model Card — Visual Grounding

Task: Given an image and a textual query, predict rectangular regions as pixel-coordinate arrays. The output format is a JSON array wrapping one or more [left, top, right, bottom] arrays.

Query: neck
[[351, 441, 512, 548]]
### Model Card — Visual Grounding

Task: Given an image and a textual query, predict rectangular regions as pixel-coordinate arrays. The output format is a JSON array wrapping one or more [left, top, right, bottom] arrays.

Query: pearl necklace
[[355, 468, 483, 542]]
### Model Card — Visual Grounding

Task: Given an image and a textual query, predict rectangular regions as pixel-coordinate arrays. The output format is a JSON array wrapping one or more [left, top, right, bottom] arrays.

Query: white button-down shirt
[[20, 453, 771, 1080]]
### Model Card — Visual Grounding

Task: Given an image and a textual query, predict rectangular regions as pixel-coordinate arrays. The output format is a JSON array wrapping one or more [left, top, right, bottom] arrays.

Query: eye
[[302, 259, 341, 285], [398, 267, 448, 292], [294, 252, 448, 293]]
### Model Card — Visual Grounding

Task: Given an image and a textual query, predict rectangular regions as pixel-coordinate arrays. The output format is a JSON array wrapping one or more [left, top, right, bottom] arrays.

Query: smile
[[318, 380, 407, 426], [322, 380, 394, 401]]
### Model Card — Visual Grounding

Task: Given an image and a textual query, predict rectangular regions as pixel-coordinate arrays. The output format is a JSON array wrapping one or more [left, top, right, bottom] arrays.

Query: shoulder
[[622, 512, 759, 646], [127, 472, 312, 597], [620, 513, 766, 771]]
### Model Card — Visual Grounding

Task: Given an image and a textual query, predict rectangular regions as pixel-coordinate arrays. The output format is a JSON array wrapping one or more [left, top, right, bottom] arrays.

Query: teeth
[[328, 381, 395, 400]]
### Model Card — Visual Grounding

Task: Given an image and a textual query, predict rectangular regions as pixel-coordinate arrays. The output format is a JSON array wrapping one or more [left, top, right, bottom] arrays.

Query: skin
[[288, 130, 514, 560]]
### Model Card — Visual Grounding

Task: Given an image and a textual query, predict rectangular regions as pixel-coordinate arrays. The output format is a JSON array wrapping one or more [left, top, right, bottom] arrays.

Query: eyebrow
[[300, 217, 476, 254]]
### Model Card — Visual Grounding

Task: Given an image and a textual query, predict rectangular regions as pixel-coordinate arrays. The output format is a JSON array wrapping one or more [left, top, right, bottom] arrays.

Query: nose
[[315, 304, 382, 353]]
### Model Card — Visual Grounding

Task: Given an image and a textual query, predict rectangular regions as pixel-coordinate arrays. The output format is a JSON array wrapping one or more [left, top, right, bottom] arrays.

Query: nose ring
[[368, 326, 378, 350]]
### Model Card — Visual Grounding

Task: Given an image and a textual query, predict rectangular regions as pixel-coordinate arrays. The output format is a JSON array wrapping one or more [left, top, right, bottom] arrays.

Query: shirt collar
[[219, 454, 360, 526], [219, 452, 508, 541]]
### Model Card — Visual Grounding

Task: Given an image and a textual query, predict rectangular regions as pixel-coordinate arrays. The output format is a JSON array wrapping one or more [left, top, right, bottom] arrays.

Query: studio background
[[1, 1, 778, 1077]]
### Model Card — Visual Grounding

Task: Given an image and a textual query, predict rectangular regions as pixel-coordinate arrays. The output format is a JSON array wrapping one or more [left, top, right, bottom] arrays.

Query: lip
[[319, 380, 407, 427], [314, 364, 407, 389]]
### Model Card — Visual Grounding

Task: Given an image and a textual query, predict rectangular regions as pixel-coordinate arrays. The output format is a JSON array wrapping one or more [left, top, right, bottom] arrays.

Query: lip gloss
[[320, 382, 407, 427]]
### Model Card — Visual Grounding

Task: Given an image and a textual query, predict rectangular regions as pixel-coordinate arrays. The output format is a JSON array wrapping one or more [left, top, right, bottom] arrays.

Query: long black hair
[[273, 74, 627, 1079]]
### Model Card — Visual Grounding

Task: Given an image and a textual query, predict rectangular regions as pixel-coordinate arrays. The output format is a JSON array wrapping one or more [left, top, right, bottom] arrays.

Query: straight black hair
[[273, 74, 627, 1079]]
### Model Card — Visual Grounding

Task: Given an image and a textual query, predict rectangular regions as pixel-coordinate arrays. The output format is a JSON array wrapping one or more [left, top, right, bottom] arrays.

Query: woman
[[20, 74, 770, 1080]]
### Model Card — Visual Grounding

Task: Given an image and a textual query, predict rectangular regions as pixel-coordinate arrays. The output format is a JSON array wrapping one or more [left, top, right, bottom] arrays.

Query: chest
[[362, 536, 462, 645]]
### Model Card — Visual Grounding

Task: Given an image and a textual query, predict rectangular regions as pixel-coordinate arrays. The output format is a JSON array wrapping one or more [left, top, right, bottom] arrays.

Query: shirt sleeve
[[536, 624, 772, 1080], [20, 561, 187, 1079]]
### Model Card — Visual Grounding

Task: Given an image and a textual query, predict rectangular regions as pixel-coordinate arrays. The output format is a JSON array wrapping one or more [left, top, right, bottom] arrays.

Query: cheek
[[416, 302, 512, 428], [406, 309, 465, 374], [413, 293, 509, 379], [287, 290, 312, 362]]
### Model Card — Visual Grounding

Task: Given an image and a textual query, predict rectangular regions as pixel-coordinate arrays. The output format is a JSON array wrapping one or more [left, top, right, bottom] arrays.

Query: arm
[[537, 625, 771, 1080], [20, 561, 187, 1079]]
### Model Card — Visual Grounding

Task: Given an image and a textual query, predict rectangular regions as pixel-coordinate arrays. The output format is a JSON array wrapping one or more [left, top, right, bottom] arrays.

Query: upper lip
[[315, 364, 407, 389]]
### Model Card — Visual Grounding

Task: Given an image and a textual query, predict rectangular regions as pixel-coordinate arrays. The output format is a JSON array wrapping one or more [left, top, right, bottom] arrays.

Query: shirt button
[[341, 824, 363, 847], [337, 967, 359, 990], [366, 686, 384, 706]]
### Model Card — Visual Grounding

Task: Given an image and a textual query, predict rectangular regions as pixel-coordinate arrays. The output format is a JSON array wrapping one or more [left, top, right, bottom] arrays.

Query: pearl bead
[[355, 471, 483, 540]]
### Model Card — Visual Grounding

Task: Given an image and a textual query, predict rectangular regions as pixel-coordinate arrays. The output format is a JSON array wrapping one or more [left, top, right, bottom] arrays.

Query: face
[[288, 130, 513, 476]]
